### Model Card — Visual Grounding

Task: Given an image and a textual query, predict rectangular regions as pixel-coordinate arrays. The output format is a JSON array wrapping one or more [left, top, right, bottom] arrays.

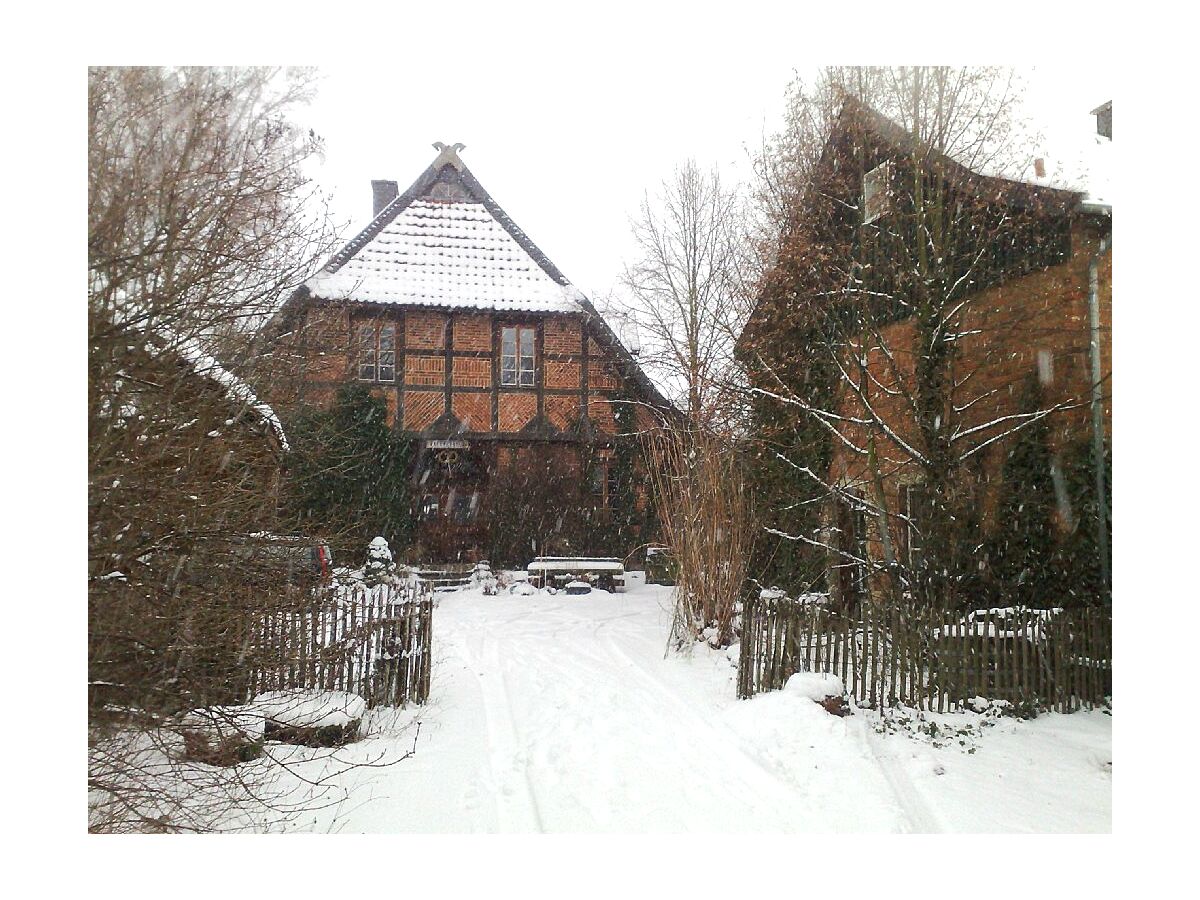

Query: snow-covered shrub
[[363, 536, 397, 585], [785, 672, 850, 716], [472, 560, 498, 595]]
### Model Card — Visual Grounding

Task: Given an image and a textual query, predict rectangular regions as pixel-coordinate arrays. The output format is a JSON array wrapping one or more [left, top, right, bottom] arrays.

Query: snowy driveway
[[270, 581, 1111, 833]]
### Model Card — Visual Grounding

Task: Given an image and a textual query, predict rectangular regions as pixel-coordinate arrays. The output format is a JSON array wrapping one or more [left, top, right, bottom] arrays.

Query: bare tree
[[87, 66, 395, 832], [622, 161, 748, 429]]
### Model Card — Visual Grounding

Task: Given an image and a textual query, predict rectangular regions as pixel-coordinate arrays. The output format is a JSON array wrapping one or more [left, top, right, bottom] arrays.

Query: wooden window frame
[[590, 454, 618, 510], [501, 325, 536, 387], [355, 321, 396, 383], [863, 159, 893, 224]]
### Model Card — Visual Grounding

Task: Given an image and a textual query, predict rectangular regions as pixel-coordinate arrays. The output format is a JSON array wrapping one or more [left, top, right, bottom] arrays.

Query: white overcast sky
[[297, 44, 1113, 310]]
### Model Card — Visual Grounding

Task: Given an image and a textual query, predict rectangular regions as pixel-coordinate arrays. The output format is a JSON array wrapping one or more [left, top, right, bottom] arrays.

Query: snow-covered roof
[[1008, 113, 1112, 211], [304, 146, 587, 314], [171, 334, 290, 452], [307, 200, 584, 311], [104, 288, 289, 451], [845, 96, 1113, 213]]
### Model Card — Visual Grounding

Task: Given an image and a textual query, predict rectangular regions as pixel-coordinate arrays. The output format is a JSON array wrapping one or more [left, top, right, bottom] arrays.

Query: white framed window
[[900, 483, 930, 568], [863, 159, 893, 224], [378, 324, 395, 382], [356, 322, 396, 382], [501, 326, 536, 387]]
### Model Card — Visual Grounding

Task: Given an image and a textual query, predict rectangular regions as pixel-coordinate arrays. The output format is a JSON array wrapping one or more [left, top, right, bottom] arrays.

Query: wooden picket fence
[[247, 580, 434, 708], [737, 594, 1111, 713]]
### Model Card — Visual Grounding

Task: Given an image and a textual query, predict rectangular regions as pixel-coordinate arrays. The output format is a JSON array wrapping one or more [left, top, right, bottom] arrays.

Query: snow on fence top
[[931, 606, 1064, 641], [306, 200, 584, 313]]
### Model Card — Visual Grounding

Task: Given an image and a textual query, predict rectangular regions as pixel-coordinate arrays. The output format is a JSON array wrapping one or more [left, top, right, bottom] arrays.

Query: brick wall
[[544, 358, 581, 389], [287, 307, 663, 442], [544, 318, 581, 355], [545, 395, 580, 431], [453, 314, 491, 351], [588, 394, 617, 433], [406, 311, 447, 350], [828, 215, 1112, 533], [405, 355, 446, 387], [452, 392, 491, 432], [303, 305, 350, 381], [589, 360, 619, 390], [499, 393, 537, 432], [404, 390, 444, 431], [453, 357, 491, 389]]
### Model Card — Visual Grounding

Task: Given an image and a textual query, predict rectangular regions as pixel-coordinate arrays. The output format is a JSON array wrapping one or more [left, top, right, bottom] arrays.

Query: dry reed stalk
[[644, 429, 755, 649]]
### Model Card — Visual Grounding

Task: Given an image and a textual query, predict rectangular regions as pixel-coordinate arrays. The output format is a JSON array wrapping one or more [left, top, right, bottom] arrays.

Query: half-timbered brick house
[[269, 143, 672, 561]]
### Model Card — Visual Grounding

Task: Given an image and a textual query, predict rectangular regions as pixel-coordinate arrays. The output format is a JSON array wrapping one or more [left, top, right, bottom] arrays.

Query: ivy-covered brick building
[[739, 98, 1112, 609]]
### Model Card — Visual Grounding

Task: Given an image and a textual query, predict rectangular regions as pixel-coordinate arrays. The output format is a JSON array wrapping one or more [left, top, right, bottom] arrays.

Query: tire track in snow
[[862, 724, 944, 833], [597, 634, 829, 825], [477, 634, 545, 832]]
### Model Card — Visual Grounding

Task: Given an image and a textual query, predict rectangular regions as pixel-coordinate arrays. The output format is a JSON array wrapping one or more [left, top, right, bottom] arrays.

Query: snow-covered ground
[[209, 577, 1110, 833]]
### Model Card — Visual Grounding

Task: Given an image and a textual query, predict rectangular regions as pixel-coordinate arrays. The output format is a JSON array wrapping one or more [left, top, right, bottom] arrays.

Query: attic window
[[863, 160, 893, 224]]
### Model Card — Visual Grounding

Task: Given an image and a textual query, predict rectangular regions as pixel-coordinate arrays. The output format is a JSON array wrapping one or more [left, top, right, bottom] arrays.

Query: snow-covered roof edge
[[839, 95, 1107, 214], [170, 333, 290, 452], [105, 295, 289, 452]]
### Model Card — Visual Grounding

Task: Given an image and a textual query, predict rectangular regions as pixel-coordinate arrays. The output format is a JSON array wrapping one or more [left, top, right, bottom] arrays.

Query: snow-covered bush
[[363, 536, 397, 585], [472, 560, 498, 595]]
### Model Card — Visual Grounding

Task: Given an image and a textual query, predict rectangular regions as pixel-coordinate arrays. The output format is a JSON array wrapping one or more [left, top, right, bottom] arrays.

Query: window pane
[[357, 325, 376, 380], [379, 325, 395, 351], [520, 328, 535, 356], [502, 327, 516, 355], [378, 365, 394, 382]]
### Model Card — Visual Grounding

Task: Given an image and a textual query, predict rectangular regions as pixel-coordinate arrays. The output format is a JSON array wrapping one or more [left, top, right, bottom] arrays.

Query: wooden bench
[[526, 557, 626, 593]]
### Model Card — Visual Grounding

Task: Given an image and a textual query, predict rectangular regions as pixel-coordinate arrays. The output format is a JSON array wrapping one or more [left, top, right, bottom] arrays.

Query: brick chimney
[[371, 180, 399, 216]]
